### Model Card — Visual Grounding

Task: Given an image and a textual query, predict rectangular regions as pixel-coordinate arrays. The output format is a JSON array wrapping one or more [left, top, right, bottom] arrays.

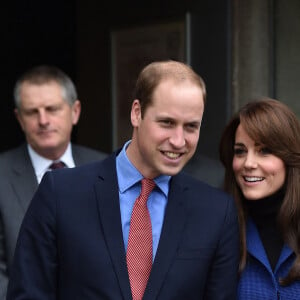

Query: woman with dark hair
[[219, 97, 300, 299]]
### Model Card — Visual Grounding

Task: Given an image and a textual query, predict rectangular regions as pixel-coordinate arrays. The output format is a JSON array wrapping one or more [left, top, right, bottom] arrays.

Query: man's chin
[[31, 142, 62, 157], [161, 165, 184, 176], [36, 143, 58, 151]]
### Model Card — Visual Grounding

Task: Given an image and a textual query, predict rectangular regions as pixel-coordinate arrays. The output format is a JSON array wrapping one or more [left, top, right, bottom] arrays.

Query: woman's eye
[[233, 148, 245, 155], [260, 147, 272, 154]]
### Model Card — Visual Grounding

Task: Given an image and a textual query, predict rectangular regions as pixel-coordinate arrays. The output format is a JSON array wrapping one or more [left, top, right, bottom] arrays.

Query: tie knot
[[140, 178, 155, 199], [49, 161, 66, 170]]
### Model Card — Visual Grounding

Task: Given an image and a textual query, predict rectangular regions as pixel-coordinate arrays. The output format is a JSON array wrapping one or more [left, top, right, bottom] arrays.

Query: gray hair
[[14, 65, 77, 109]]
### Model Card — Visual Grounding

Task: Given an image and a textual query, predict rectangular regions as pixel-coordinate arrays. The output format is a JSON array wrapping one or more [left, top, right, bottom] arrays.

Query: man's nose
[[169, 127, 186, 148], [38, 110, 49, 125]]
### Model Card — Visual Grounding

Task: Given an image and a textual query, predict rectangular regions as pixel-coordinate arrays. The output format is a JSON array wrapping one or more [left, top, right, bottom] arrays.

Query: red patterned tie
[[127, 178, 156, 300]]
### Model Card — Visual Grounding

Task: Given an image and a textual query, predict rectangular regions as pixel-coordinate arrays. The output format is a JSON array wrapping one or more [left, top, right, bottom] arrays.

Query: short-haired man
[[7, 61, 239, 299], [0, 65, 107, 298]]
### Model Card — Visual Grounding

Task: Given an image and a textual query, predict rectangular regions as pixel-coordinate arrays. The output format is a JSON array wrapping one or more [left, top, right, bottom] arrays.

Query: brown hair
[[133, 60, 206, 118], [219, 97, 300, 285]]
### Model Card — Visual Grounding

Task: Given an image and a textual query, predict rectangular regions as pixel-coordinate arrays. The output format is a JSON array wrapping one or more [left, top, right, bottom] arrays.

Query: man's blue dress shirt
[[116, 141, 171, 260]]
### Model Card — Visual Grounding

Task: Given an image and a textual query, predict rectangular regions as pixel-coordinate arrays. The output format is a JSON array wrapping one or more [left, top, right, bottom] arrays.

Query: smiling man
[[7, 61, 239, 300]]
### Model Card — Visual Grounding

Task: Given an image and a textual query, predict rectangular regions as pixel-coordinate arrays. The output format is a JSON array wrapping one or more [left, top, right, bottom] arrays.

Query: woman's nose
[[244, 153, 258, 169]]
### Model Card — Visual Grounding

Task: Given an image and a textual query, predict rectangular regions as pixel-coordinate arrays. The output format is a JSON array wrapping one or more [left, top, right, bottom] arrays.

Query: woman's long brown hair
[[219, 97, 300, 285]]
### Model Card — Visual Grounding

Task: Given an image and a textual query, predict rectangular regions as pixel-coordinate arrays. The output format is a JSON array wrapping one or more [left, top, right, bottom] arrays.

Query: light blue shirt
[[116, 141, 170, 260]]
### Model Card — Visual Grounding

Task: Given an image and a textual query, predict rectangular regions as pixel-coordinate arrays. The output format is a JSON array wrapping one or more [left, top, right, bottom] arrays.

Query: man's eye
[[22, 110, 36, 116], [160, 120, 172, 126], [47, 107, 59, 112], [186, 123, 199, 130]]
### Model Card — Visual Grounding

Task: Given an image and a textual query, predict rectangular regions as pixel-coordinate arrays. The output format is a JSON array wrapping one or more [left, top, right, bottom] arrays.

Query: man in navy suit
[[0, 65, 106, 299], [7, 61, 239, 299]]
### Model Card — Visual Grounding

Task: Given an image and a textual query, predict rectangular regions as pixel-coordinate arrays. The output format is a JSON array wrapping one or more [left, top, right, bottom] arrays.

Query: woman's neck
[[244, 188, 285, 271]]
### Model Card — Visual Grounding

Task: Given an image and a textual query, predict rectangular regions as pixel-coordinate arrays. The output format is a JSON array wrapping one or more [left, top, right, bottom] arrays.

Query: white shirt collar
[[27, 143, 75, 183]]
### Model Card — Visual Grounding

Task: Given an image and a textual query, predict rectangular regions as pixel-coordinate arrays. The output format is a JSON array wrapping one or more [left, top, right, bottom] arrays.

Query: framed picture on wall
[[110, 14, 190, 149]]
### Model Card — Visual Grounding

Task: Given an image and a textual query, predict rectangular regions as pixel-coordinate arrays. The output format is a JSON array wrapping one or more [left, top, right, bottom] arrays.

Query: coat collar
[[94, 154, 132, 299], [11, 144, 38, 211], [246, 218, 293, 273], [144, 174, 188, 300]]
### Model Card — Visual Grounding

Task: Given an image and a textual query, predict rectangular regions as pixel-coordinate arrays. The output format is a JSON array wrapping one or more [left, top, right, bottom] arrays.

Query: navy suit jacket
[[0, 143, 107, 299], [7, 152, 239, 300]]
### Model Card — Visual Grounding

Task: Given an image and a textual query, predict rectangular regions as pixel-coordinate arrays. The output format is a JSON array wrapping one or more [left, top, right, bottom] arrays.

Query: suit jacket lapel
[[94, 155, 132, 300], [144, 174, 188, 300], [11, 145, 38, 212], [94, 156, 190, 300]]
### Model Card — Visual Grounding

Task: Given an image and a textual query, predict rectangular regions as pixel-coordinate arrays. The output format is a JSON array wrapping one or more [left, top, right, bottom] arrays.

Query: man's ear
[[130, 99, 142, 127], [71, 100, 81, 125]]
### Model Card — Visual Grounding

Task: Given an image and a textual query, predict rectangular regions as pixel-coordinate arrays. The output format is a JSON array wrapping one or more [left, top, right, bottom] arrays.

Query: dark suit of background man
[[0, 65, 107, 299], [7, 60, 239, 299]]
